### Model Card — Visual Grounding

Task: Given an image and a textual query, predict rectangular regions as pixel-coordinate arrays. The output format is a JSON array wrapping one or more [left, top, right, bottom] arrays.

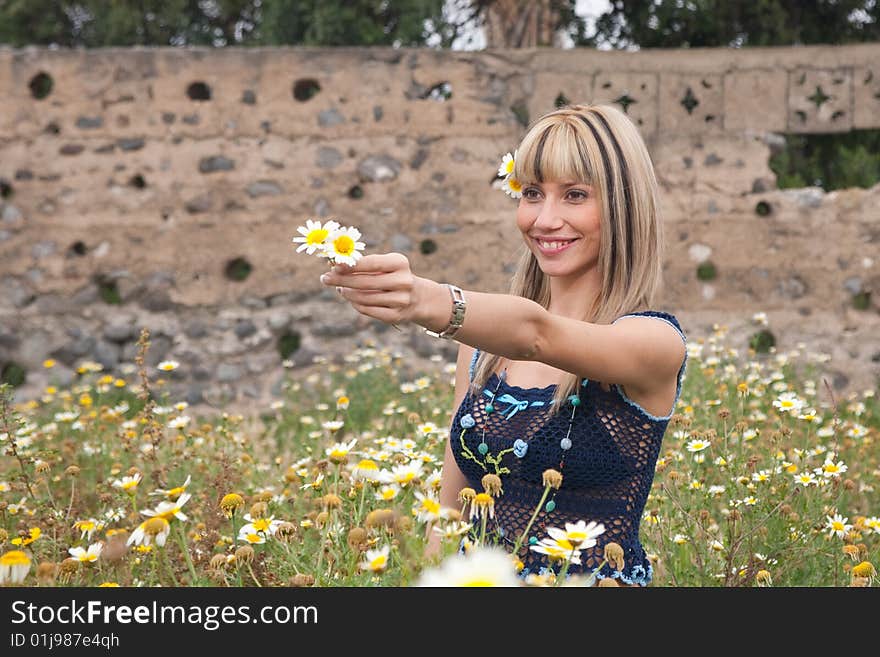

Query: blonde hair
[[469, 103, 665, 413]]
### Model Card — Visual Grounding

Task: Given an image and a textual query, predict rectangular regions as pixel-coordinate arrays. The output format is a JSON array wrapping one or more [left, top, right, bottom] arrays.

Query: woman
[[319, 103, 687, 586]]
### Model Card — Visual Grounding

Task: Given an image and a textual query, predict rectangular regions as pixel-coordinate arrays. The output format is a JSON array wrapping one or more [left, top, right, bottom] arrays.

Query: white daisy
[[501, 175, 523, 199], [68, 543, 103, 563], [497, 150, 517, 178], [359, 545, 391, 573], [825, 513, 852, 539], [292, 218, 340, 255], [415, 546, 521, 587], [321, 225, 366, 266]]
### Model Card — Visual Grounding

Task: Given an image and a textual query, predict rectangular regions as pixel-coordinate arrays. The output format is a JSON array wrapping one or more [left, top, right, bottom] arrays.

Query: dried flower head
[[458, 487, 476, 503], [364, 509, 396, 530], [597, 577, 620, 587], [481, 474, 503, 497], [347, 527, 368, 551], [220, 493, 245, 517], [604, 542, 625, 571], [289, 573, 315, 587], [542, 469, 563, 490], [234, 545, 255, 565]]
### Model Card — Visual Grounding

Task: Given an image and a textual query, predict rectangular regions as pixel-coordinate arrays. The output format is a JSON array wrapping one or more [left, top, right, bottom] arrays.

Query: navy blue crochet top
[[449, 310, 688, 585]]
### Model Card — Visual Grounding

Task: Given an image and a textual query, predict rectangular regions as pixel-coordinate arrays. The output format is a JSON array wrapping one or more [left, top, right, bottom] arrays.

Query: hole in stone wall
[[1, 361, 26, 387], [129, 174, 147, 189], [696, 261, 717, 281], [852, 291, 871, 310], [768, 129, 880, 191], [420, 239, 437, 255], [680, 87, 699, 114], [225, 257, 253, 281], [69, 241, 88, 256], [347, 184, 363, 199], [0, 178, 12, 199], [45, 122, 61, 135], [749, 329, 776, 354], [293, 78, 321, 102], [97, 277, 122, 305], [278, 331, 301, 360], [29, 71, 54, 100], [187, 81, 212, 101], [554, 92, 570, 109], [754, 201, 772, 216], [423, 81, 453, 101], [510, 101, 529, 128], [613, 94, 636, 113]]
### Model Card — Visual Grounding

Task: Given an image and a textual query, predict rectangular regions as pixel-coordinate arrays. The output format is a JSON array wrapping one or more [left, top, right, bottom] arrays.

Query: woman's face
[[516, 181, 602, 280]]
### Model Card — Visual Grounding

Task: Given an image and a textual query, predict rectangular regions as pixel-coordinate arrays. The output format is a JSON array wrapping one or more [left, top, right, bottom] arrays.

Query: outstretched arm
[[320, 253, 685, 392]]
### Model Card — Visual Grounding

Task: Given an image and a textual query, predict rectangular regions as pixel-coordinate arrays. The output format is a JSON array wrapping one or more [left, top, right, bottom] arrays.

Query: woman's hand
[[319, 253, 422, 328]]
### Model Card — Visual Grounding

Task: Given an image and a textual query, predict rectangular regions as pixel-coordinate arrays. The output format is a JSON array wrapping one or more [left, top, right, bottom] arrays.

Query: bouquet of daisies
[[292, 219, 366, 266]]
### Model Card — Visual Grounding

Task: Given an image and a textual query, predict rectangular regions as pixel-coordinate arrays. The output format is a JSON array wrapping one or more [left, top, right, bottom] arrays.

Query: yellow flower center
[[166, 486, 185, 498], [0, 550, 31, 566], [507, 177, 523, 193], [307, 228, 329, 245], [333, 234, 355, 256], [462, 579, 496, 587], [253, 518, 271, 532], [831, 521, 845, 531], [356, 459, 378, 471], [143, 517, 169, 536], [421, 499, 441, 515], [369, 555, 387, 571], [244, 533, 262, 544]]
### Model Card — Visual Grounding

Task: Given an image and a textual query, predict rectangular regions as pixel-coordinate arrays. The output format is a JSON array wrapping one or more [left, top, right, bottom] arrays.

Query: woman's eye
[[567, 190, 588, 201]]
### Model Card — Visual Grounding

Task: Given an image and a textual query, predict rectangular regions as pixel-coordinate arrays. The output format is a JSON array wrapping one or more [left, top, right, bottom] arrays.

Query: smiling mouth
[[534, 238, 578, 252]]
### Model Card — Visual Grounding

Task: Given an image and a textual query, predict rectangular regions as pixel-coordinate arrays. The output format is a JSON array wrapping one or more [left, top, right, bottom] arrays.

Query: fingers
[[321, 269, 410, 291], [336, 288, 407, 308], [337, 252, 409, 273]]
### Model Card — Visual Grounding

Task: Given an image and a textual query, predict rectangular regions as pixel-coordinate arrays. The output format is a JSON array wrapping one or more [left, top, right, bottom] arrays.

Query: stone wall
[[1, 44, 878, 410]]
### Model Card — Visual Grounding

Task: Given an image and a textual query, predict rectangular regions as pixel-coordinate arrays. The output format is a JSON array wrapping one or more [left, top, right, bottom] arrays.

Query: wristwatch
[[424, 284, 466, 339]]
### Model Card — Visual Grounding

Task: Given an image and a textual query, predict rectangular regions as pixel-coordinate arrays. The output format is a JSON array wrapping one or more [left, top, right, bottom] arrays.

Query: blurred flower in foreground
[[415, 546, 521, 587], [0, 550, 31, 584]]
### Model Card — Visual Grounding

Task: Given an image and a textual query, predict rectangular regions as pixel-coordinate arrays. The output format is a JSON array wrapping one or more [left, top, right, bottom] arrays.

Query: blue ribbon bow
[[482, 389, 547, 420]]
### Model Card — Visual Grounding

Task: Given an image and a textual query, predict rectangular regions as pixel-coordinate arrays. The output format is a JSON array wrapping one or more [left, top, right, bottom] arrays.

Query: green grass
[[1, 325, 877, 587]]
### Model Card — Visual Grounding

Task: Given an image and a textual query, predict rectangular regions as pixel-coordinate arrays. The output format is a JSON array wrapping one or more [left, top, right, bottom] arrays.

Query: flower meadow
[[0, 321, 877, 588]]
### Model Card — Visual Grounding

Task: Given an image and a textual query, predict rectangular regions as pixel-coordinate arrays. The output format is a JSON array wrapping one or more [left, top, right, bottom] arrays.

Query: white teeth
[[538, 240, 573, 250]]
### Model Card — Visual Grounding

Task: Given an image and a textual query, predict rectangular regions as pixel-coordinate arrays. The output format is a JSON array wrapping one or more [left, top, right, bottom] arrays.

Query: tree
[[257, 0, 448, 47], [581, 0, 880, 49]]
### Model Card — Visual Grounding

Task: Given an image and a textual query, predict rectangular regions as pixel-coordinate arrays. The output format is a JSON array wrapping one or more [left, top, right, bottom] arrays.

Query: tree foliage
[[0, 0, 449, 47], [582, 0, 880, 49]]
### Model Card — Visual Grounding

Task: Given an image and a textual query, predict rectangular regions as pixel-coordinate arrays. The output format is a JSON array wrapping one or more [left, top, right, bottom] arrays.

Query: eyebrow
[[529, 182, 591, 188]]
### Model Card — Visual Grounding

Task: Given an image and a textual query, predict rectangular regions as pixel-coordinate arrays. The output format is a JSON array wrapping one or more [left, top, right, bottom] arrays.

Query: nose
[[533, 196, 565, 230]]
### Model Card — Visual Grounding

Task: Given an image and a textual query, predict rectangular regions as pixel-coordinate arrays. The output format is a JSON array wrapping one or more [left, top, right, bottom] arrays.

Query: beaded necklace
[[457, 364, 581, 547]]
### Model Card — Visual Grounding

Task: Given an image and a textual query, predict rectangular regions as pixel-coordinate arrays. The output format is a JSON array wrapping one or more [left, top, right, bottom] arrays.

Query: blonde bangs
[[513, 120, 593, 185]]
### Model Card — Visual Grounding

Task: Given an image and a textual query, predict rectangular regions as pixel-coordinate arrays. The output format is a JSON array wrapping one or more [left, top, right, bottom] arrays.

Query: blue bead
[[460, 413, 475, 429], [569, 395, 581, 406], [528, 536, 538, 545], [560, 437, 572, 451], [513, 439, 528, 458], [485, 403, 494, 413], [477, 442, 489, 455], [544, 500, 556, 513]]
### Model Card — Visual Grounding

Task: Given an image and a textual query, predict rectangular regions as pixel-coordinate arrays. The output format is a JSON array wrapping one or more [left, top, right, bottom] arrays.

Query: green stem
[[512, 484, 551, 559], [176, 524, 199, 585]]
